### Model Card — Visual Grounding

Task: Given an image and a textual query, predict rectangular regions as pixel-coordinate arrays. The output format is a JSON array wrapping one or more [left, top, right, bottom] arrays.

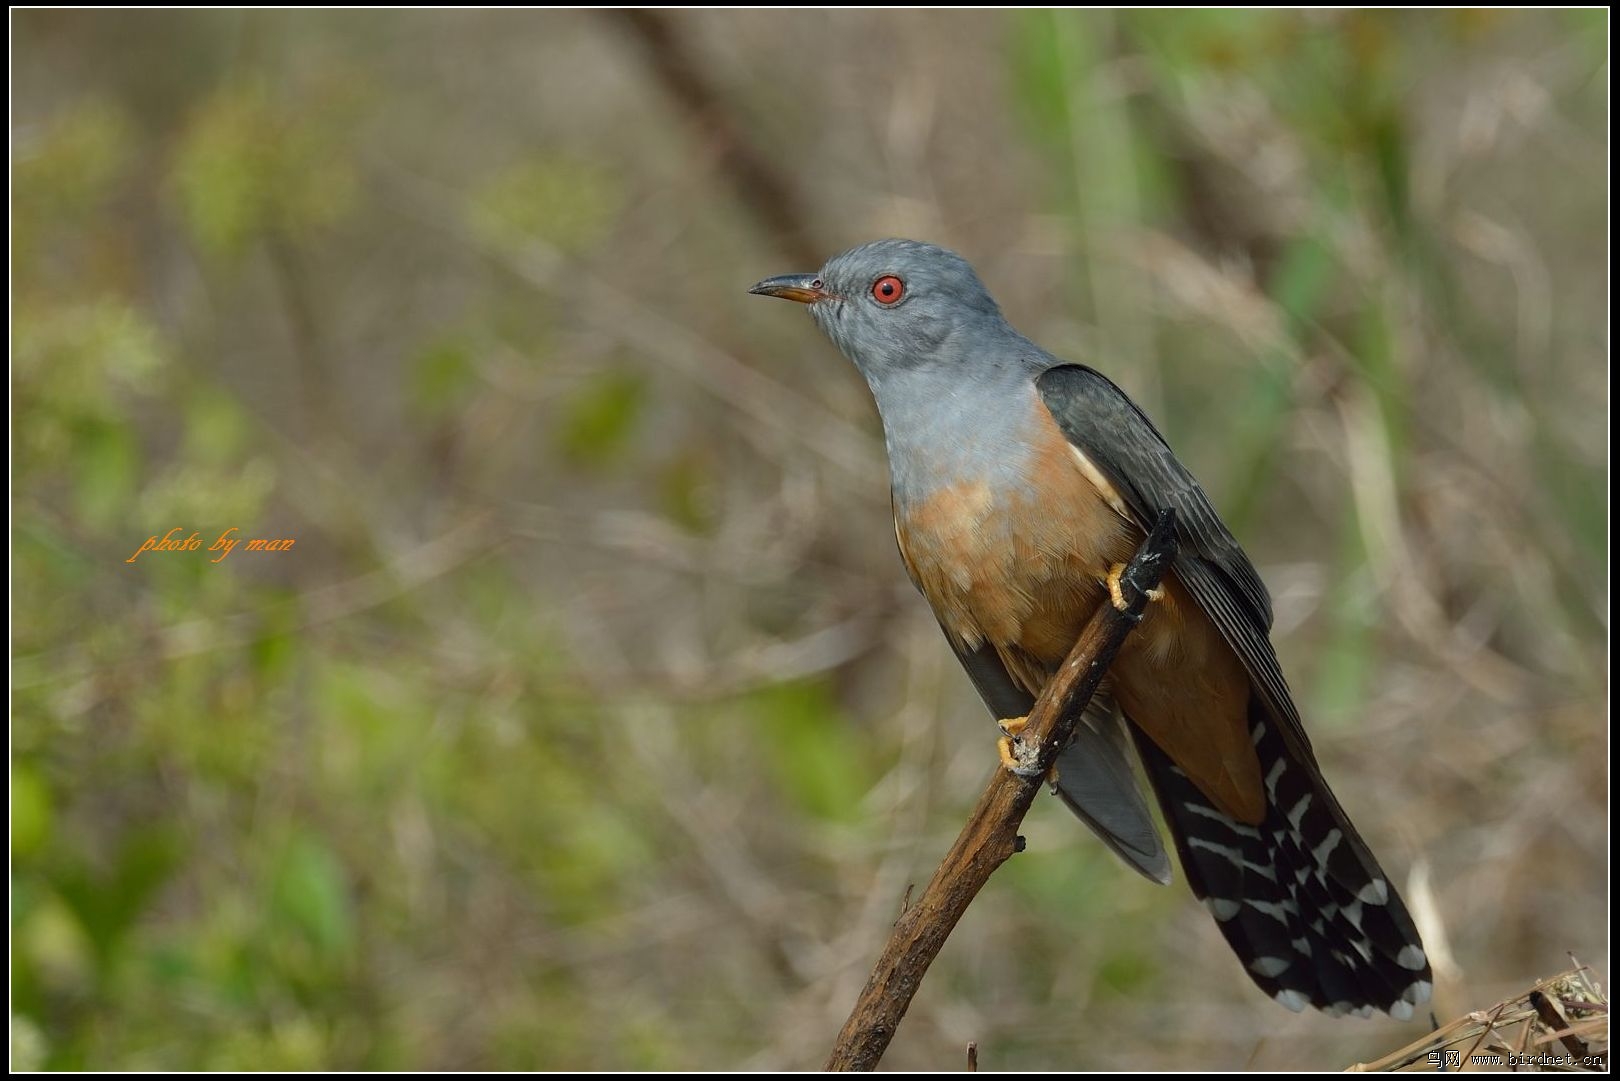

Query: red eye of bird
[[871, 275, 905, 304]]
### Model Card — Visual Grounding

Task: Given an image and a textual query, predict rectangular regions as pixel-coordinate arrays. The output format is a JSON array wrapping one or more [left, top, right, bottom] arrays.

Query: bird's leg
[[997, 716, 1044, 778], [996, 716, 1027, 770], [1107, 562, 1164, 612]]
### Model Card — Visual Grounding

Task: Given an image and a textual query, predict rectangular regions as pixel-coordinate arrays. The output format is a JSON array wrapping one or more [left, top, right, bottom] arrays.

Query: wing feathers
[[1036, 363, 1430, 1018], [1038, 364, 1272, 630], [1037, 364, 1304, 757]]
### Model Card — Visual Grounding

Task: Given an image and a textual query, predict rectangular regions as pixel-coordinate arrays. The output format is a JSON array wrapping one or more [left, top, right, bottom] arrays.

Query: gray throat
[[864, 360, 1044, 510]]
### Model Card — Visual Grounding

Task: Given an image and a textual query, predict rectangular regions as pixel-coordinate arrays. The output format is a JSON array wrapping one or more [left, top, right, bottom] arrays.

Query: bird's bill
[[747, 273, 828, 304]]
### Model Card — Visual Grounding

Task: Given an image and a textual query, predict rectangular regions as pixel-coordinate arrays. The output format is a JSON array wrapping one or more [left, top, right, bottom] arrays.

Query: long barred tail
[[1130, 699, 1433, 1018]]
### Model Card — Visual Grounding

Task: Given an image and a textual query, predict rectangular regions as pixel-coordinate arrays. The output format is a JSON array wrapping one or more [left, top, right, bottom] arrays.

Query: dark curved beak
[[748, 273, 829, 304]]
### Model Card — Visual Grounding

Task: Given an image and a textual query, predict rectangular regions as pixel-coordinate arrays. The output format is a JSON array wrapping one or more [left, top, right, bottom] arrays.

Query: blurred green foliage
[[173, 77, 361, 259], [467, 155, 623, 256], [554, 368, 647, 467], [11, 9, 1607, 1072]]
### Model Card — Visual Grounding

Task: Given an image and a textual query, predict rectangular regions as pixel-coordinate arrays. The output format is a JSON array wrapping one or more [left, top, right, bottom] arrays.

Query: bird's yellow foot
[[997, 716, 1043, 777], [1107, 562, 1164, 612], [997, 715, 1027, 770]]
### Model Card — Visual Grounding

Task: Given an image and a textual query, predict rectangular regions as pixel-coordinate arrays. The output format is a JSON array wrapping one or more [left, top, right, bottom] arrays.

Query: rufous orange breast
[[895, 394, 1264, 825]]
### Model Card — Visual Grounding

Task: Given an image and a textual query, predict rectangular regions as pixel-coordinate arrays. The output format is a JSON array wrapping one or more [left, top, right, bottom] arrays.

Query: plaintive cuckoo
[[750, 238, 1431, 1019]]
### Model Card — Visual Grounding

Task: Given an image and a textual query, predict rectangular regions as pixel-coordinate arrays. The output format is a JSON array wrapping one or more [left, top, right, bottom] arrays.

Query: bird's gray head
[[749, 239, 1007, 384]]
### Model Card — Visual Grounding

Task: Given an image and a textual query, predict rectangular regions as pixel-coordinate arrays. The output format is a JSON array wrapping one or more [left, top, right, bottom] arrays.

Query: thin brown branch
[[823, 511, 1180, 1072], [1348, 967, 1609, 1072], [604, 10, 824, 268], [1531, 990, 1596, 1061]]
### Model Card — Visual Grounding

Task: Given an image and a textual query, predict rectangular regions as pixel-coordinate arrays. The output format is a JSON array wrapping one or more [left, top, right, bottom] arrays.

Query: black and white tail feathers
[[1130, 697, 1432, 1019]]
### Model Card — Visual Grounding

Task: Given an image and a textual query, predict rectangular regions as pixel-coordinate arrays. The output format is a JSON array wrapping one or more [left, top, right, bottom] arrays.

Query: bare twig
[[1457, 1001, 1511, 1073], [1531, 990, 1595, 1061], [603, 10, 824, 268], [823, 511, 1179, 1071], [1349, 967, 1609, 1072]]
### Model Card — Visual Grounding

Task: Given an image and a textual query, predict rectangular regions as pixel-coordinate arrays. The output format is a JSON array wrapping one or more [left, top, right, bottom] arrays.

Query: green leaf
[[10, 763, 53, 859], [554, 369, 646, 467], [13, 98, 133, 270], [1008, 10, 1073, 161], [173, 77, 358, 258], [15, 895, 96, 995], [54, 827, 183, 970], [1310, 521, 1379, 725], [270, 834, 354, 955], [755, 681, 869, 823], [183, 386, 253, 462], [1269, 234, 1335, 330], [73, 417, 140, 529], [9, 1013, 48, 1072], [408, 338, 477, 420], [466, 155, 623, 255], [658, 451, 718, 535]]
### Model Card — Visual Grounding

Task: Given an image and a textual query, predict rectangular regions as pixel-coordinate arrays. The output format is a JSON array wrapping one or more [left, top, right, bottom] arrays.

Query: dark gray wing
[[1052, 693, 1172, 884], [947, 632, 1170, 884], [1036, 364, 1313, 759]]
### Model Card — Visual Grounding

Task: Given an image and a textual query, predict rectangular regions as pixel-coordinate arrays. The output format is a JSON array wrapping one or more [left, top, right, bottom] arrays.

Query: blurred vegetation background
[[11, 9, 1608, 1071]]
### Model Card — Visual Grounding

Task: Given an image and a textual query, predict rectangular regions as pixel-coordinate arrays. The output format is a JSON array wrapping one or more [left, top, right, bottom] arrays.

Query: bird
[[749, 238, 1432, 1020]]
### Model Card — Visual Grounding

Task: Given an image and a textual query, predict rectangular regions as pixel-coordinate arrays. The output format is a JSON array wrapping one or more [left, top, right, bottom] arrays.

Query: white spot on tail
[[1290, 936, 1312, 957], [1389, 999, 1415, 1022], [1205, 897, 1241, 921], [1286, 794, 1312, 832], [1190, 837, 1281, 882], [1342, 899, 1364, 930], [1359, 878, 1389, 905], [1264, 758, 1287, 797], [1245, 898, 1295, 923], [1250, 721, 1267, 746], [1312, 828, 1342, 867], [1397, 945, 1428, 971], [1249, 956, 1290, 978], [1353, 1004, 1375, 1020], [1274, 989, 1308, 1012], [1186, 802, 1262, 839], [1403, 980, 1433, 1005], [1189, 836, 1243, 868]]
